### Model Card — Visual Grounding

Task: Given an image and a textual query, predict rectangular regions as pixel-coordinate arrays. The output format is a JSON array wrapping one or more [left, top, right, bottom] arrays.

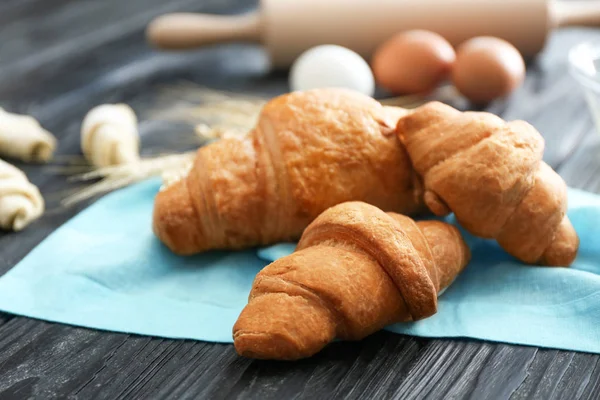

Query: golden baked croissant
[[153, 88, 424, 255], [233, 201, 470, 360], [396, 101, 579, 266]]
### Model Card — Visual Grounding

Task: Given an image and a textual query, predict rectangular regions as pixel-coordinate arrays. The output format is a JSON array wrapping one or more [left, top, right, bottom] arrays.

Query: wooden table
[[1, 1, 600, 398]]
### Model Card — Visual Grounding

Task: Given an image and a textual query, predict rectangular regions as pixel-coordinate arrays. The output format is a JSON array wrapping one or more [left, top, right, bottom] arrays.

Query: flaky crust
[[396, 101, 579, 266], [233, 201, 470, 360], [153, 88, 424, 254]]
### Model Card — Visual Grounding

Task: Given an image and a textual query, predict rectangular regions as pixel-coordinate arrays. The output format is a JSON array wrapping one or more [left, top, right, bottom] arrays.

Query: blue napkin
[[0, 179, 599, 353]]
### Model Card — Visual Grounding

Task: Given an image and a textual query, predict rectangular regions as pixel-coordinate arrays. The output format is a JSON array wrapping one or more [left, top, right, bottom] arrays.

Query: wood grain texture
[[0, 0, 599, 399]]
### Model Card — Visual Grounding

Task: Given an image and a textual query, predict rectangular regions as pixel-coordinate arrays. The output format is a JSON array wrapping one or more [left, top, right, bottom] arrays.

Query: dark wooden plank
[[0, 0, 255, 69], [224, 334, 424, 400], [0, 313, 12, 327], [2, 320, 599, 400], [510, 350, 600, 400], [0, 0, 52, 24], [393, 341, 494, 399], [0, 0, 259, 108], [390, 342, 536, 399], [0, 326, 425, 399], [467, 345, 537, 399], [0, 320, 130, 399]]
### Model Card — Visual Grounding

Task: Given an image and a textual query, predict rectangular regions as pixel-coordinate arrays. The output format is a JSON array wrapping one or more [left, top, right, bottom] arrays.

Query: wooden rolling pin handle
[[146, 12, 261, 50], [552, 1, 600, 28]]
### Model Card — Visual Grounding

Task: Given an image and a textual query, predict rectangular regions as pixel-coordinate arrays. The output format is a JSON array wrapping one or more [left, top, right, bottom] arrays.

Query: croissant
[[233, 201, 470, 360], [396, 101, 579, 266], [153, 88, 424, 255], [81, 104, 140, 168], [0, 108, 56, 163], [0, 159, 44, 231]]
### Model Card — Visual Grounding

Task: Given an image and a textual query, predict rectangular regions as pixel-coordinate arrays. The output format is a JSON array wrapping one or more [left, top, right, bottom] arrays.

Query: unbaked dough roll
[[0, 159, 44, 231], [81, 104, 140, 168], [0, 108, 57, 163]]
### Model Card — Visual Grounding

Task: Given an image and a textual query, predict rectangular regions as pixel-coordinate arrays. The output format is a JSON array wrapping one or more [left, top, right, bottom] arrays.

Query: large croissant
[[233, 201, 470, 360], [153, 88, 423, 255], [397, 101, 579, 266]]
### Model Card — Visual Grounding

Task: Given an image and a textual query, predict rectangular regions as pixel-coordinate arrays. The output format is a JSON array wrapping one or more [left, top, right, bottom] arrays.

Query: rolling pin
[[147, 0, 600, 68]]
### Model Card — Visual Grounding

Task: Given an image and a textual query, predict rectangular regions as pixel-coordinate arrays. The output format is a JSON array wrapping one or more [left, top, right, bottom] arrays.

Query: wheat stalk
[[61, 152, 197, 206]]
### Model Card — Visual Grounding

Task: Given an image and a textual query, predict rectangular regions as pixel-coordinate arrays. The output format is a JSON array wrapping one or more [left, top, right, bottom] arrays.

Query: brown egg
[[452, 37, 526, 104], [372, 30, 456, 95]]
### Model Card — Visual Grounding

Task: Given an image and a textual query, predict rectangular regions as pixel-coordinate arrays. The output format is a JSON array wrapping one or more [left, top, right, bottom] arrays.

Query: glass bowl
[[569, 40, 600, 132]]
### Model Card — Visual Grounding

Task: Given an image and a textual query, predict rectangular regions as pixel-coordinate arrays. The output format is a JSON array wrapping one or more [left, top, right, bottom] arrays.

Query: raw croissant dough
[[0, 159, 44, 231], [81, 104, 140, 168], [0, 108, 57, 163]]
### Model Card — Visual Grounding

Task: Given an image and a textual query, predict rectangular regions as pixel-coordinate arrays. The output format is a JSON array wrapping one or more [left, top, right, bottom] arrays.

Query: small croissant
[[0, 159, 44, 231], [233, 201, 470, 360], [153, 88, 424, 255], [0, 108, 56, 163], [397, 101, 579, 266], [81, 104, 140, 168]]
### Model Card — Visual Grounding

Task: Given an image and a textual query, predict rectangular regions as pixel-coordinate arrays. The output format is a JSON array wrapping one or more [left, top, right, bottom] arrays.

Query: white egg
[[289, 45, 375, 96]]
